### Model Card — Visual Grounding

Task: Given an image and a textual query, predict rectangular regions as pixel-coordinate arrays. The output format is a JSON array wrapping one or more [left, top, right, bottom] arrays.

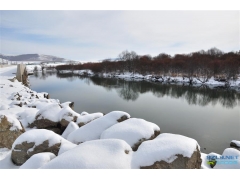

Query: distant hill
[[0, 54, 67, 62]]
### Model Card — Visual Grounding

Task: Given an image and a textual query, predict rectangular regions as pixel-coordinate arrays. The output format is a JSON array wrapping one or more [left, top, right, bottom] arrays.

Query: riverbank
[[0, 66, 239, 169], [53, 69, 240, 91]]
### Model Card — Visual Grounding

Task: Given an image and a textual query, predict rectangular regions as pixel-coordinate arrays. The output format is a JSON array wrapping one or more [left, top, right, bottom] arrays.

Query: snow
[[0, 66, 17, 77], [27, 99, 60, 109], [12, 129, 65, 151], [58, 141, 77, 156], [0, 153, 19, 169], [19, 152, 56, 169], [231, 140, 240, 147], [80, 111, 88, 116], [60, 101, 72, 108], [61, 122, 79, 139], [76, 112, 103, 125], [0, 114, 23, 131], [200, 153, 211, 169], [93, 71, 240, 90], [58, 69, 94, 76], [35, 103, 62, 122], [67, 111, 130, 144], [100, 118, 160, 148], [25, 65, 42, 73], [214, 148, 240, 169], [58, 106, 80, 122], [41, 139, 132, 169], [0, 148, 11, 161], [131, 133, 200, 169], [17, 108, 39, 129]]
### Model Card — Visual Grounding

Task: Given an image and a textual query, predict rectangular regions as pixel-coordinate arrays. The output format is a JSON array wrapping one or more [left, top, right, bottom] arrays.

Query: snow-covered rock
[[0, 114, 25, 149], [230, 140, 240, 150], [41, 139, 133, 169], [28, 103, 62, 129], [11, 129, 66, 165], [214, 148, 240, 169], [61, 122, 79, 139], [60, 101, 74, 109], [67, 111, 130, 144], [80, 111, 88, 116], [27, 98, 60, 109], [19, 152, 56, 169], [131, 133, 201, 169], [100, 118, 160, 151], [59, 106, 80, 129], [76, 112, 103, 127], [17, 108, 39, 130]]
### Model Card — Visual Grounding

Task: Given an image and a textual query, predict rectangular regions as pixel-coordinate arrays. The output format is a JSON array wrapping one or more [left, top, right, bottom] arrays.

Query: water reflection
[[33, 72, 240, 108], [90, 76, 240, 108]]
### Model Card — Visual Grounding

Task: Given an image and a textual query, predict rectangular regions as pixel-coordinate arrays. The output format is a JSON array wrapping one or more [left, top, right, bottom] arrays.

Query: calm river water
[[29, 71, 240, 154]]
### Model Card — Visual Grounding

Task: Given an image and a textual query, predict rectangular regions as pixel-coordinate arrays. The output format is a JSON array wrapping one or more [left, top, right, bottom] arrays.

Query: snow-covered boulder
[[20, 152, 56, 169], [0, 114, 25, 149], [76, 112, 103, 127], [67, 111, 130, 144], [11, 129, 67, 165], [41, 139, 133, 169], [100, 118, 160, 151], [28, 103, 61, 129], [80, 111, 89, 116], [230, 140, 240, 151], [17, 108, 39, 130], [27, 98, 60, 109], [214, 148, 240, 169], [60, 101, 74, 109], [131, 133, 202, 169], [59, 106, 80, 129], [61, 122, 79, 139]]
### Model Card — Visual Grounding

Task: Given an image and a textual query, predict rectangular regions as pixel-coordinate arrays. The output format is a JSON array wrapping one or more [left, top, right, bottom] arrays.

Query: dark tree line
[[55, 48, 240, 84]]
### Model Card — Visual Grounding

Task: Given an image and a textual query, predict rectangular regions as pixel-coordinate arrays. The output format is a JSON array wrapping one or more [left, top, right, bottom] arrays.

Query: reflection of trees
[[66, 76, 77, 82], [90, 77, 140, 101], [33, 71, 57, 79], [116, 81, 139, 101], [89, 77, 240, 107]]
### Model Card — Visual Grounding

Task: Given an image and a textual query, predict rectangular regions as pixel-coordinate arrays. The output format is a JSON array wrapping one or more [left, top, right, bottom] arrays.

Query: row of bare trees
[[55, 48, 240, 84]]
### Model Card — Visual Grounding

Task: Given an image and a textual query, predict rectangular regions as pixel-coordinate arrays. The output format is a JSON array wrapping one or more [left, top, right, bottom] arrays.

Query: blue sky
[[0, 11, 239, 61]]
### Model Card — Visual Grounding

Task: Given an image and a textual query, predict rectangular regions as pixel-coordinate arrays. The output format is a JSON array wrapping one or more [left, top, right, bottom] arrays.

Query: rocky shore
[[0, 66, 239, 169]]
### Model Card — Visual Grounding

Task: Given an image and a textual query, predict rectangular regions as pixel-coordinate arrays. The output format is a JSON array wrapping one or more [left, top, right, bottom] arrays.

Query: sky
[[0, 10, 239, 61]]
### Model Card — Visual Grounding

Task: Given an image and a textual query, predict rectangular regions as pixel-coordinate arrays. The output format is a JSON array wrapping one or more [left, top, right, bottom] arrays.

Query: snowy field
[[0, 66, 239, 169]]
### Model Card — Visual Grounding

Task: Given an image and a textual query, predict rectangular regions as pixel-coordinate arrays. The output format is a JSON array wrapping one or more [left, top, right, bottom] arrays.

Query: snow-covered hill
[[0, 54, 68, 62]]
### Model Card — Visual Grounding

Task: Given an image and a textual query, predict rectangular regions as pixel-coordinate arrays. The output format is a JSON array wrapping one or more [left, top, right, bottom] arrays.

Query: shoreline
[[53, 69, 240, 90]]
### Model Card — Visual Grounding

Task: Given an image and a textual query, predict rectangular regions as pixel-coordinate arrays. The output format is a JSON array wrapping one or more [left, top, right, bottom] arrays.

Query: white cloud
[[0, 11, 239, 61]]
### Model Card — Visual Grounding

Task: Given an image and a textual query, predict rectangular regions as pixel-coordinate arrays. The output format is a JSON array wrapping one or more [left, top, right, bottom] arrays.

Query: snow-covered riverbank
[[0, 66, 239, 169], [53, 69, 240, 91]]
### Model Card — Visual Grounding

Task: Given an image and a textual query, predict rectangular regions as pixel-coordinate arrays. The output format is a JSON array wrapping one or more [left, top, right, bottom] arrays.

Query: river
[[28, 71, 240, 154]]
